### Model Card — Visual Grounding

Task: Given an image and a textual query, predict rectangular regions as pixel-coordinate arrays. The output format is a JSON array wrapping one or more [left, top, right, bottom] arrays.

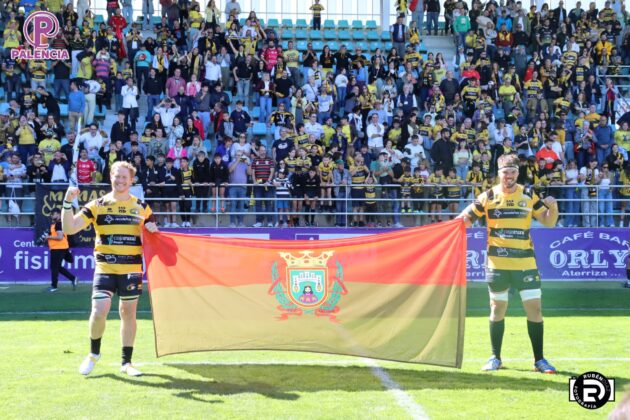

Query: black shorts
[[486, 268, 541, 293], [305, 190, 319, 199], [351, 189, 365, 208], [93, 273, 143, 299]]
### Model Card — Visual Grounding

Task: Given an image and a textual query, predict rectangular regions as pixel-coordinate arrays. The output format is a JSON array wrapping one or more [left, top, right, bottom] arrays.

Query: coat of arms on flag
[[269, 251, 347, 322]]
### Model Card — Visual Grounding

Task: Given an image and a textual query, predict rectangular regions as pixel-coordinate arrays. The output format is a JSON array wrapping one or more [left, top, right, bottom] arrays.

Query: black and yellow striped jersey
[[180, 168, 194, 191], [284, 157, 299, 173], [467, 170, 485, 197], [524, 80, 543, 97], [296, 156, 312, 173], [365, 185, 377, 204], [445, 175, 462, 198], [404, 51, 422, 68], [293, 134, 310, 149], [461, 85, 480, 102], [428, 174, 446, 196], [411, 176, 425, 194], [350, 165, 369, 189], [400, 175, 414, 195], [318, 161, 335, 182], [80, 193, 153, 275], [467, 185, 547, 271]]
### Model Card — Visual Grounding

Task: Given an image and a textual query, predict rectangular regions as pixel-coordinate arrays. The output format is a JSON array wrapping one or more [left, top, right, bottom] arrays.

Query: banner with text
[[34, 184, 109, 247], [0, 228, 627, 283]]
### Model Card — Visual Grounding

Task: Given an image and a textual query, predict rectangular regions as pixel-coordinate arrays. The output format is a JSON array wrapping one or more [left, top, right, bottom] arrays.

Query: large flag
[[144, 219, 467, 367]]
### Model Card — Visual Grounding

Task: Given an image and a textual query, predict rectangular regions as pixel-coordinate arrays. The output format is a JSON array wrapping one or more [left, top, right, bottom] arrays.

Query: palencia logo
[[569, 371, 615, 409]]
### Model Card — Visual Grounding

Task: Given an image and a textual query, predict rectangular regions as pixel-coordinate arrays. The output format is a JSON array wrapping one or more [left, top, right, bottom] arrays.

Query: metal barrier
[[1, 182, 628, 228]]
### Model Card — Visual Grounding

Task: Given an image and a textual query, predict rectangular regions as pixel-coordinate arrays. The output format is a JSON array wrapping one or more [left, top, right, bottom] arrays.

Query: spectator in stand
[[76, 149, 97, 184]]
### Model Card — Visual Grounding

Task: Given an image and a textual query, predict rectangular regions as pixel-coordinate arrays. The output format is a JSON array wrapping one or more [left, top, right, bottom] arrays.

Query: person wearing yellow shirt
[[524, 72, 545, 117], [498, 78, 519, 116], [16, 116, 38, 165], [77, 52, 95, 80], [614, 122, 630, 152], [584, 105, 601, 125], [321, 118, 335, 147], [2, 21, 21, 49], [39, 136, 62, 165]]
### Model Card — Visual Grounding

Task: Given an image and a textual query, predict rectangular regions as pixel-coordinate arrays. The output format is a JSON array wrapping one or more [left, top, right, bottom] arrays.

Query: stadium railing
[[1, 182, 627, 228]]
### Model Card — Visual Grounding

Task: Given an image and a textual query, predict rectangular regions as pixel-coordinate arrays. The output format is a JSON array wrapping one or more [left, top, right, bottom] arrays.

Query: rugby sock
[[527, 321, 544, 362], [122, 347, 134, 365], [626, 268, 630, 280], [489, 320, 505, 359], [90, 338, 102, 355]]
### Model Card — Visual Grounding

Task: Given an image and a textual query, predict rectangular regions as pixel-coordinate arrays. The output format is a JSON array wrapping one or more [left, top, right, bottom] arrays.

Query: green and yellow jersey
[[467, 185, 547, 271]]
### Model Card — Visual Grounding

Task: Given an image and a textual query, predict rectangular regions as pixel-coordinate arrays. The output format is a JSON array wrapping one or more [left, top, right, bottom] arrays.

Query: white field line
[[362, 358, 430, 420]]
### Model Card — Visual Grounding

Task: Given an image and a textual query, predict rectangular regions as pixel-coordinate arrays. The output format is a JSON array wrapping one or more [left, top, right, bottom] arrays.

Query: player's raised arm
[[533, 195, 559, 227], [61, 187, 90, 235]]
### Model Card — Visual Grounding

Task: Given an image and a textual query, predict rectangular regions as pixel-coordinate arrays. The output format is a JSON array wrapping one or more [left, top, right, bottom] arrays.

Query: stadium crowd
[[0, 0, 629, 227]]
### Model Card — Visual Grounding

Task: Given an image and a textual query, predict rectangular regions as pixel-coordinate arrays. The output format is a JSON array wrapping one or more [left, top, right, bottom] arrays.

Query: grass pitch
[[1, 282, 629, 419]]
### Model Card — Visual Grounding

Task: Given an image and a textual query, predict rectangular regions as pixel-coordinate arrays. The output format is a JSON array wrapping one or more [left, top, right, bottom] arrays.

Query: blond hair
[[110, 161, 137, 179]]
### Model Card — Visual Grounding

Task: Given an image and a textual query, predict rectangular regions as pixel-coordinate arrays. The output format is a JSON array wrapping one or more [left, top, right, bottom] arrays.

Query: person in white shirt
[[306, 62, 322, 89], [304, 113, 324, 140], [403, 135, 427, 171], [121, 77, 139, 131], [78, 123, 107, 162], [366, 114, 384, 153], [334, 68, 349, 113], [204, 53, 222, 86], [317, 92, 334, 124], [83, 80, 101, 126], [302, 76, 318, 102], [153, 98, 181, 129]]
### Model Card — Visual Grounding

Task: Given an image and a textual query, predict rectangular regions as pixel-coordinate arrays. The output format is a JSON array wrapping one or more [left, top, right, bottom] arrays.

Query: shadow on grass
[[87, 364, 626, 402]]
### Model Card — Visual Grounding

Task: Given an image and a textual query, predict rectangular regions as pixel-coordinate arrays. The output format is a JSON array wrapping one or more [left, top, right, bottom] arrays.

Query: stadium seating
[[281, 19, 293, 28], [337, 20, 349, 30], [267, 18, 279, 28], [366, 20, 378, 30], [352, 31, 365, 41], [295, 29, 308, 40], [351, 20, 363, 30], [252, 122, 268, 136], [323, 30, 337, 40], [295, 19, 308, 29], [323, 20, 335, 29], [283, 29, 295, 39], [310, 30, 322, 40], [367, 31, 380, 41], [59, 104, 68, 118], [338, 30, 351, 41]]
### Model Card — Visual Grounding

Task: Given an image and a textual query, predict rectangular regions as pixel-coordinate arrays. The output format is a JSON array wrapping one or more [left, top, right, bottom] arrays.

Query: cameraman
[[46, 208, 78, 292]]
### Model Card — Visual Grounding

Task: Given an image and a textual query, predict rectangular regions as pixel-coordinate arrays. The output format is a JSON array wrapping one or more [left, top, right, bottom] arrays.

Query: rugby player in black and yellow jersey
[[458, 154, 559, 374], [62, 161, 158, 377]]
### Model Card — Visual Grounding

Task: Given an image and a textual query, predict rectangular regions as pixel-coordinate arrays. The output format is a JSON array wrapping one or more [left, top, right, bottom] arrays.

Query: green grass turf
[[1, 282, 629, 419]]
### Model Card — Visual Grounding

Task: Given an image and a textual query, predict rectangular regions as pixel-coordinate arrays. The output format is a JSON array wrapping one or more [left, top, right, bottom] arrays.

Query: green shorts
[[485, 268, 541, 293]]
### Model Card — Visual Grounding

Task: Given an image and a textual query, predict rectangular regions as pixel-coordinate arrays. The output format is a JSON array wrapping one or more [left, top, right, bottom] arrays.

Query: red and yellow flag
[[144, 219, 467, 367]]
